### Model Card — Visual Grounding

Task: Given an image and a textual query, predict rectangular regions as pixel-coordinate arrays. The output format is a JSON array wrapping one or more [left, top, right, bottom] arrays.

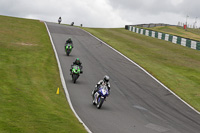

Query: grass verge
[[144, 26, 200, 41], [82, 27, 200, 112], [0, 15, 87, 133]]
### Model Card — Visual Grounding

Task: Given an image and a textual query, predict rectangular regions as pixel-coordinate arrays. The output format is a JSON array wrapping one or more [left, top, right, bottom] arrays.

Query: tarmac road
[[46, 22, 200, 133]]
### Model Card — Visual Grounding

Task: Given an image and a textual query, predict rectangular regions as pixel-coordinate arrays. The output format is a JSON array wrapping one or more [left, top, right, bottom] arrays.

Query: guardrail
[[125, 23, 178, 29], [125, 25, 200, 51]]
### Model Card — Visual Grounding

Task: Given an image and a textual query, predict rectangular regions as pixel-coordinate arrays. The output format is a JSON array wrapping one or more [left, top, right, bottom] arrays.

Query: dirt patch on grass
[[196, 93, 200, 97], [17, 42, 37, 46]]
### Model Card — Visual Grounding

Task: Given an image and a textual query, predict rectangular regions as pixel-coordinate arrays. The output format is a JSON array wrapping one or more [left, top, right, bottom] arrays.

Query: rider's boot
[[70, 69, 72, 75]]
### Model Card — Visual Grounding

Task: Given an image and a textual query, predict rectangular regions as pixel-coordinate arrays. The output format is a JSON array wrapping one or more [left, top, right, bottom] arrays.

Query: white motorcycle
[[92, 85, 109, 109]]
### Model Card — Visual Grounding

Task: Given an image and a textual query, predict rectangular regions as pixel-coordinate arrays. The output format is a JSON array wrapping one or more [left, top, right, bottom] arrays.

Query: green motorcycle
[[65, 43, 73, 56], [71, 65, 82, 83]]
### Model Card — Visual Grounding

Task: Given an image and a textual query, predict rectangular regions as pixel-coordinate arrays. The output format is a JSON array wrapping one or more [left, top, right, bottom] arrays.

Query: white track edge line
[[81, 29, 200, 115], [44, 22, 92, 133]]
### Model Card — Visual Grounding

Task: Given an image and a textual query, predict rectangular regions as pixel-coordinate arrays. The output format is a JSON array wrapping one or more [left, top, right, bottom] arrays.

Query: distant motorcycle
[[71, 65, 82, 83], [92, 84, 109, 109], [58, 17, 62, 24], [65, 43, 73, 56]]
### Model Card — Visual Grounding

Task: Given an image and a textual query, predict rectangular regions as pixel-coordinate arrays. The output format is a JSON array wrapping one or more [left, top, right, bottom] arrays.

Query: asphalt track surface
[[46, 22, 200, 133]]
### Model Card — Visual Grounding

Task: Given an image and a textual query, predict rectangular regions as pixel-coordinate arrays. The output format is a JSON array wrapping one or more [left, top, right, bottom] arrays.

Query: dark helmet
[[103, 75, 109, 82], [75, 58, 80, 64], [68, 37, 71, 40]]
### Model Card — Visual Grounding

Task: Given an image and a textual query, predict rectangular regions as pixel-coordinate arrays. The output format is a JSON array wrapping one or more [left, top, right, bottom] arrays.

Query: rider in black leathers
[[58, 17, 62, 24], [70, 58, 83, 75], [65, 37, 73, 48]]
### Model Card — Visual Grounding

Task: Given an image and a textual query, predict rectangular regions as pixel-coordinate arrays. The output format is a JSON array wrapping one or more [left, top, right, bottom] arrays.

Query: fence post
[[177, 37, 182, 45], [196, 42, 200, 50], [143, 29, 146, 35], [155, 31, 158, 38], [186, 39, 191, 48], [168, 35, 173, 42], [161, 33, 165, 40], [149, 30, 152, 37], [191, 41, 197, 49]]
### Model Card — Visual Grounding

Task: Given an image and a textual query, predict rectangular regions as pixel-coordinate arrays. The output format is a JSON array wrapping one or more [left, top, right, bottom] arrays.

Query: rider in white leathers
[[92, 75, 110, 96]]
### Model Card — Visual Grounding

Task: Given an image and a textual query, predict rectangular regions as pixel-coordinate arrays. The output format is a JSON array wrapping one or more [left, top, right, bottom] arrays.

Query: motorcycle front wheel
[[72, 74, 79, 83], [97, 97, 104, 109]]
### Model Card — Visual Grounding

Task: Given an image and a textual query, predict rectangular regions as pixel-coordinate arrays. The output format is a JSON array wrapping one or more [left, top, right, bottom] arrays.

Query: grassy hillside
[[144, 26, 200, 41], [82, 27, 200, 111], [0, 15, 86, 133]]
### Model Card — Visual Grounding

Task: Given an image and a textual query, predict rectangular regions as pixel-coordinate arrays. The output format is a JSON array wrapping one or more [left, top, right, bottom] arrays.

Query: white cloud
[[0, 0, 199, 28], [170, 0, 183, 6]]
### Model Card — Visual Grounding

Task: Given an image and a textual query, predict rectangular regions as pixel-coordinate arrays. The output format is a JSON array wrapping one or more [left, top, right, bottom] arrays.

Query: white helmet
[[103, 75, 109, 82]]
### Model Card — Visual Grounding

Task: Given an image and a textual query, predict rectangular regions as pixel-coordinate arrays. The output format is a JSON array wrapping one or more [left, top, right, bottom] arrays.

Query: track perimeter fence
[[125, 24, 200, 51]]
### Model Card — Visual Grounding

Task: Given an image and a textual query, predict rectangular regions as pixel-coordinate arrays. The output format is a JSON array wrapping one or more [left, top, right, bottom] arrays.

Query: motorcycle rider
[[58, 17, 62, 24], [70, 58, 83, 75], [92, 75, 110, 97], [65, 37, 73, 48]]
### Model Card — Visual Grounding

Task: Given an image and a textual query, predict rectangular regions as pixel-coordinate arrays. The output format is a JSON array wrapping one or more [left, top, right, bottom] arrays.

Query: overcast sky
[[0, 0, 199, 28]]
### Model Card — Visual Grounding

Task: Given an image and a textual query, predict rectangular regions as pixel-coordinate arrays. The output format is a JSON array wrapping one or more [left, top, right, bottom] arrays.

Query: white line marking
[[44, 22, 92, 133], [82, 29, 200, 115]]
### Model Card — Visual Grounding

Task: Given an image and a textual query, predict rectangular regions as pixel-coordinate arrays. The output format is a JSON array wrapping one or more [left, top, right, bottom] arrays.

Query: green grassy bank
[[144, 26, 200, 41], [82, 27, 200, 111], [0, 15, 86, 133]]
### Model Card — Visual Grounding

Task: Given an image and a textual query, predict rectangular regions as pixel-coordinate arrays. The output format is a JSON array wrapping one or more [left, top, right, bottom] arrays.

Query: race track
[[46, 22, 200, 133]]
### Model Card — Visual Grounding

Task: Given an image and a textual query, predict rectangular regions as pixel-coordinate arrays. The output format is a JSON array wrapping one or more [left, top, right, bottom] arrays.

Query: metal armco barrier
[[126, 25, 200, 51]]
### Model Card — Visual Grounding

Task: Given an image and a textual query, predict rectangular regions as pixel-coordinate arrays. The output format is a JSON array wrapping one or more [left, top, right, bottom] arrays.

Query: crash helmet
[[75, 58, 80, 64], [103, 75, 109, 82]]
